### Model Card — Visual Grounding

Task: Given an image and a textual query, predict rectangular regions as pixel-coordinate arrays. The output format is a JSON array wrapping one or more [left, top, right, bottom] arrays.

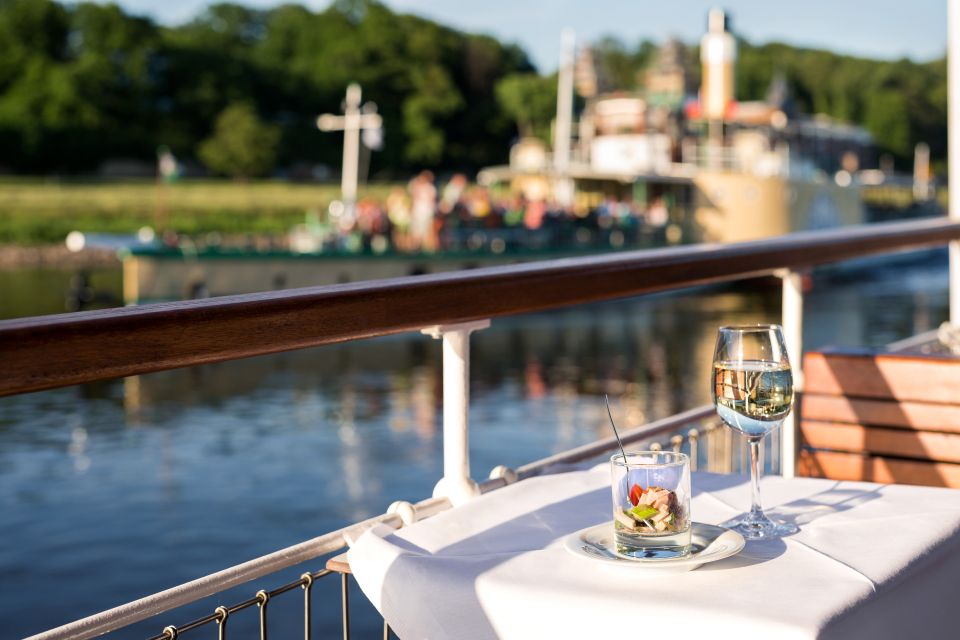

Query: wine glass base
[[725, 514, 799, 540]]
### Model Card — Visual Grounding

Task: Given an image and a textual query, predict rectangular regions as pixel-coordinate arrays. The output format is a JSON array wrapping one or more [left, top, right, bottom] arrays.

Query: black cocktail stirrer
[[606, 394, 656, 529], [604, 394, 628, 461]]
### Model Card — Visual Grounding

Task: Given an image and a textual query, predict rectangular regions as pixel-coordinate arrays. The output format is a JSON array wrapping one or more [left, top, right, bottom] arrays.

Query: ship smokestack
[[700, 8, 737, 125]]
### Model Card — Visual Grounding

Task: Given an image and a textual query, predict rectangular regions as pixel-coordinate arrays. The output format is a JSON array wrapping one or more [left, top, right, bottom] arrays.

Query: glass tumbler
[[611, 451, 691, 559]]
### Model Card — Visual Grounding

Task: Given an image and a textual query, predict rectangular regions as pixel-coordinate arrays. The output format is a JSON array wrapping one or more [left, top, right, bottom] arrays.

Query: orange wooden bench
[[798, 348, 960, 488]]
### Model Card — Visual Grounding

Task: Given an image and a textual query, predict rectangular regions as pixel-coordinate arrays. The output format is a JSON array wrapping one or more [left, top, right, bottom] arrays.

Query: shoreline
[[0, 245, 120, 270]]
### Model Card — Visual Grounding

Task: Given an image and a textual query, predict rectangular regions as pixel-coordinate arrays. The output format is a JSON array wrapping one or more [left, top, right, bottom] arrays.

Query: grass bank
[[0, 179, 396, 244]]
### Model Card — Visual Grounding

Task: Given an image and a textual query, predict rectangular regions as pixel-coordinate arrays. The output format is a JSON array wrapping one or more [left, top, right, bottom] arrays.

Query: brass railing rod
[[340, 573, 350, 640], [302, 572, 314, 640], [256, 590, 269, 640], [226, 597, 259, 615], [146, 569, 334, 640], [171, 613, 218, 636]]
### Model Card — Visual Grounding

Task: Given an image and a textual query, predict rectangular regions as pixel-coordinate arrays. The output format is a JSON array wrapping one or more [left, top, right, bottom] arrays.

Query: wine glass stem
[[748, 436, 764, 519]]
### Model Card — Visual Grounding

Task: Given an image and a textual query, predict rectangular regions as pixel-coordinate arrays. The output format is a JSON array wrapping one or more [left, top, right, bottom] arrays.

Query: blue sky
[[113, 0, 949, 72]]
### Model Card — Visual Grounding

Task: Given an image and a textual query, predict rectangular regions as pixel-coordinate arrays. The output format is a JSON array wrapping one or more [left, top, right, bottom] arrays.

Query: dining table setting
[[347, 325, 960, 638]]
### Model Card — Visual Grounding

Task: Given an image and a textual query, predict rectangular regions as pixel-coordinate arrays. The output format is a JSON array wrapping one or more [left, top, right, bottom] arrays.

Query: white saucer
[[563, 521, 745, 572]]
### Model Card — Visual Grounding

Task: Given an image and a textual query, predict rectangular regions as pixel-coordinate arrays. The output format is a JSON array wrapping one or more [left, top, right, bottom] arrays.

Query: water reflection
[[66, 425, 91, 473], [0, 267, 123, 320], [0, 254, 949, 638]]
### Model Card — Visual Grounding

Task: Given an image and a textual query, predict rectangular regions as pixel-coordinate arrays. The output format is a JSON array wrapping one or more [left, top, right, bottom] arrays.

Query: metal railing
[[144, 568, 332, 640], [8, 217, 960, 640], [25, 406, 729, 640], [118, 408, 734, 640]]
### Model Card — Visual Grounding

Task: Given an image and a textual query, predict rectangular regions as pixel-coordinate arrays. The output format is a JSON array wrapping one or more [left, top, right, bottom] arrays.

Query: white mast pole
[[342, 83, 362, 208], [554, 29, 575, 172], [317, 84, 381, 212], [554, 28, 575, 207], [949, 0, 960, 325]]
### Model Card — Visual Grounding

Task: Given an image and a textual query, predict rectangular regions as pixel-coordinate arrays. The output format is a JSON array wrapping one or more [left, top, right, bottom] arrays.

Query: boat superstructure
[[479, 9, 869, 244]]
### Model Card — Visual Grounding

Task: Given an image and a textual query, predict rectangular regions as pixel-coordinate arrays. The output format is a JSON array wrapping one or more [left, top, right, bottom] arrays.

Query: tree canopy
[[0, 0, 534, 174], [0, 0, 948, 175], [495, 73, 557, 141], [734, 41, 947, 169], [198, 102, 281, 178]]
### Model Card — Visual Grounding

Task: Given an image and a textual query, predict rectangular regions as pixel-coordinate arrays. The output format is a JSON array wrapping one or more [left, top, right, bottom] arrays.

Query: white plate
[[563, 521, 745, 572]]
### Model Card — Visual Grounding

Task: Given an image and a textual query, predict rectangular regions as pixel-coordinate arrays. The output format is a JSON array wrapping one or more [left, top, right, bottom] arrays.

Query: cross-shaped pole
[[317, 84, 383, 209]]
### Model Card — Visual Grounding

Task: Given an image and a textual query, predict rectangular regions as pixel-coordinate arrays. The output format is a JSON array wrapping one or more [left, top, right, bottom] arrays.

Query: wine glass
[[712, 324, 799, 539]]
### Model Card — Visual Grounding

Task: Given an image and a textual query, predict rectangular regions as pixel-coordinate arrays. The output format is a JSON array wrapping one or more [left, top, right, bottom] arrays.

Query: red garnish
[[629, 484, 643, 506]]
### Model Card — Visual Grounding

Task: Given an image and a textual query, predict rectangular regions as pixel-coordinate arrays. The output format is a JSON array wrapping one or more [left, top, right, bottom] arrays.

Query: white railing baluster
[[778, 268, 804, 478], [422, 320, 490, 505]]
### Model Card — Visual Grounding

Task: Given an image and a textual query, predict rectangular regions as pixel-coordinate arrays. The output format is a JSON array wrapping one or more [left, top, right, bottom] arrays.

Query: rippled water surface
[[0, 252, 948, 638]]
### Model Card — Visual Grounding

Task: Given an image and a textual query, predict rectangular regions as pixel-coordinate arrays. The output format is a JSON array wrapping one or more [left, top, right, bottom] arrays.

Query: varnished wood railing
[[3, 217, 960, 397]]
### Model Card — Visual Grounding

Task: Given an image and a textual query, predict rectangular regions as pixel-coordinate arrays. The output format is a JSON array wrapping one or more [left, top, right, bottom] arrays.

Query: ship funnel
[[708, 7, 728, 32], [700, 8, 736, 122]]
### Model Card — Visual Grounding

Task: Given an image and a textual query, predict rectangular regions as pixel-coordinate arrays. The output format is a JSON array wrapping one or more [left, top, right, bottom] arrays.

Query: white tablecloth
[[347, 467, 960, 639]]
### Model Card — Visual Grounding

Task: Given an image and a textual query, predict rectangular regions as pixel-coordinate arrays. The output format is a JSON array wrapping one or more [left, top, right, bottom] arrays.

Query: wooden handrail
[[3, 217, 959, 397]]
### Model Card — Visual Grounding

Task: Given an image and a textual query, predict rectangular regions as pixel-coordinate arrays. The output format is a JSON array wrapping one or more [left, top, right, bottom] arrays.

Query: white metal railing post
[[949, 0, 960, 325], [777, 269, 804, 478], [422, 320, 490, 505]]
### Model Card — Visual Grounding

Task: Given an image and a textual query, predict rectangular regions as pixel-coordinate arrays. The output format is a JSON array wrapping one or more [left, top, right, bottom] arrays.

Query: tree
[[177, 3, 267, 53], [733, 41, 946, 166], [197, 102, 280, 178], [864, 90, 911, 160], [592, 36, 641, 91], [495, 73, 557, 141], [0, 0, 165, 170], [402, 65, 463, 164], [0, 0, 68, 85], [0, 0, 947, 174]]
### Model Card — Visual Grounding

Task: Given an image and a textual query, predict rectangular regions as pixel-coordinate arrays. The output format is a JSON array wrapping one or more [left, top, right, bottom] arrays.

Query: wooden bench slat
[[803, 351, 960, 404], [801, 394, 960, 433], [798, 449, 960, 488], [801, 420, 960, 464]]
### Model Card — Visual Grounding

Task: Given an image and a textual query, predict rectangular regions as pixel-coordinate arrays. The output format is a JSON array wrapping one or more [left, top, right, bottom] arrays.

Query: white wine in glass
[[712, 325, 799, 539]]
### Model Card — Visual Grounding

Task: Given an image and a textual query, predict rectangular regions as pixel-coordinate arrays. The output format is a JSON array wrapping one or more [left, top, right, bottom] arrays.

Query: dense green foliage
[[0, 0, 947, 175], [494, 73, 557, 141], [0, 0, 533, 174], [590, 37, 660, 91], [735, 42, 947, 169], [198, 102, 281, 178]]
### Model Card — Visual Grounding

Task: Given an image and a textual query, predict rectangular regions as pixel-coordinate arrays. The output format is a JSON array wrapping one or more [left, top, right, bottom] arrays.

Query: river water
[[0, 252, 948, 638]]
